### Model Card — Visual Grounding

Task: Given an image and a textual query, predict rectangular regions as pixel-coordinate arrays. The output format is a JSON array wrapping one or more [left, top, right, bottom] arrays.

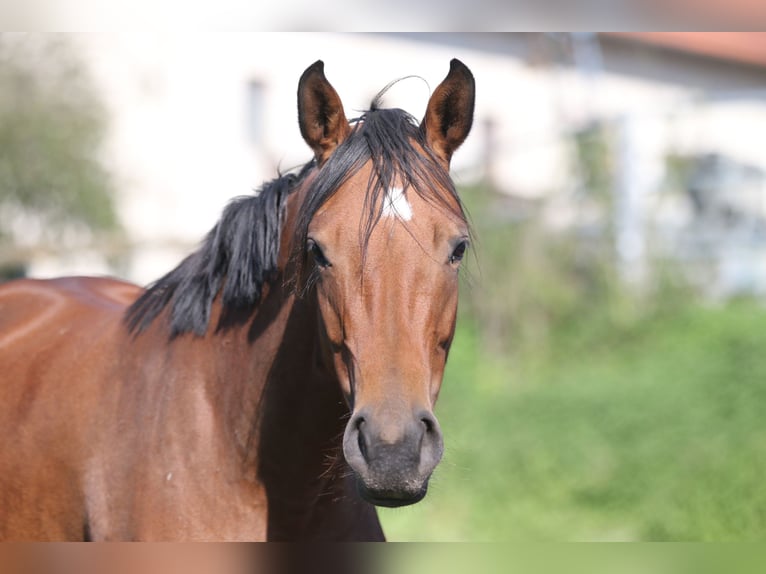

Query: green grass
[[379, 301, 766, 541]]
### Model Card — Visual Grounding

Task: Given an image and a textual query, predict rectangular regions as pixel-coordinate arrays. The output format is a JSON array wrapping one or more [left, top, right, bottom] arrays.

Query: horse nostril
[[416, 411, 444, 475], [419, 412, 438, 435], [355, 416, 368, 462]]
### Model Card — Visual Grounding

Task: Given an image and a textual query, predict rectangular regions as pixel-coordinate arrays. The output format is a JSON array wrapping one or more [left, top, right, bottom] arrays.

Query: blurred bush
[[460, 121, 692, 362], [380, 121, 766, 541]]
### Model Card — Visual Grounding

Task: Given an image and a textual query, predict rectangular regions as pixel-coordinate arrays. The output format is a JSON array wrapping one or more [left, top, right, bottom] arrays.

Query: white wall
[[25, 33, 766, 288]]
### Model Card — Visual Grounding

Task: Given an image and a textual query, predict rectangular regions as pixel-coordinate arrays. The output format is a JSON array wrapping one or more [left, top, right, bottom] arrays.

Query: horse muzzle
[[342, 408, 444, 507]]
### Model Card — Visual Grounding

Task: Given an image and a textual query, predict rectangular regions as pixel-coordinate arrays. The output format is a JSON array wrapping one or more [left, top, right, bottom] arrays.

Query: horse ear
[[297, 60, 350, 165], [421, 59, 475, 164]]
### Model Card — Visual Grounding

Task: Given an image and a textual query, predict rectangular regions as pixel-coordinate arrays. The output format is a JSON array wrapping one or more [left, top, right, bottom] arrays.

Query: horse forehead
[[308, 161, 464, 253], [315, 173, 449, 228], [317, 193, 451, 256]]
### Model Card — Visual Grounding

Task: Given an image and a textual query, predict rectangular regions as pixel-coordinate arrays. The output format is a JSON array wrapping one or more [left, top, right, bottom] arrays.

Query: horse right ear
[[421, 59, 475, 164], [297, 60, 350, 166]]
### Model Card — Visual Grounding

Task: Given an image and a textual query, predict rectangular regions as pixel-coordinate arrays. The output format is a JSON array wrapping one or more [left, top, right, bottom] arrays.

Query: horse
[[0, 58, 475, 541]]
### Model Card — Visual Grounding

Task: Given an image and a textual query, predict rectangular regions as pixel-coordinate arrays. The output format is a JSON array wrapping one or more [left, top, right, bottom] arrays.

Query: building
[[21, 33, 766, 295]]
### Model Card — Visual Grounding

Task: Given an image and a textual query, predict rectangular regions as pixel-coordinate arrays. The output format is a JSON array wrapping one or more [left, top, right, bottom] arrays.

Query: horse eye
[[449, 240, 468, 265], [308, 239, 331, 268]]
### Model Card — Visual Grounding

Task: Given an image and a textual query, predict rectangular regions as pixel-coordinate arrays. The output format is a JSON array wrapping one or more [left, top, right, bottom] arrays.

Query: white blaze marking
[[382, 186, 413, 221]]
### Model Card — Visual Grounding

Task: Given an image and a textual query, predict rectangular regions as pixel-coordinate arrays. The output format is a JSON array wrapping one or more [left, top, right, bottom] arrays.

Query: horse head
[[295, 59, 475, 507]]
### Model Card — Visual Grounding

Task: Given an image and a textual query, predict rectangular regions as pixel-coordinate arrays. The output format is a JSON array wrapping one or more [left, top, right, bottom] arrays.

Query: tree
[[0, 34, 118, 276]]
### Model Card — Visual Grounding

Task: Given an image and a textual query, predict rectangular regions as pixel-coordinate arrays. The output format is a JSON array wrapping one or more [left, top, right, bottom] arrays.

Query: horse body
[[0, 269, 379, 540], [0, 277, 143, 539], [0, 59, 474, 540]]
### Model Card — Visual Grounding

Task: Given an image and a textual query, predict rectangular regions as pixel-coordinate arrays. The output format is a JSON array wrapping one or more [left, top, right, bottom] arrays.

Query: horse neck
[[114, 179, 366, 537], [162, 275, 348, 485], [122, 175, 351, 516]]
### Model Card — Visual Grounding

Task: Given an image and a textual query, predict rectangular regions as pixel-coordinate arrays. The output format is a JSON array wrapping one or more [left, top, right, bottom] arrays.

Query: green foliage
[[458, 120, 693, 359], [459, 180, 637, 360], [0, 35, 117, 245], [379, 123, 763, 541], [573, 121, 616, 210]]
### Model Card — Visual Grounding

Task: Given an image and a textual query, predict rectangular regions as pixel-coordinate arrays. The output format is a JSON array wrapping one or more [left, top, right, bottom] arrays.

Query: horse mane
[[124, 163, 312, 337], [125, 96, 466, 339]]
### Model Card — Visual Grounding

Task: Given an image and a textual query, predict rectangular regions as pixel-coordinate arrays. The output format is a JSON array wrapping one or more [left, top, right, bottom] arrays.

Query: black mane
[[124, 164, 311, 337], [125, 103, 465, 339]]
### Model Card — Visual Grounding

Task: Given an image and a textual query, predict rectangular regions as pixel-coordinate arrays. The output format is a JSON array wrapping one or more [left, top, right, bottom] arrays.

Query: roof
[[607, 33, 766, 69]]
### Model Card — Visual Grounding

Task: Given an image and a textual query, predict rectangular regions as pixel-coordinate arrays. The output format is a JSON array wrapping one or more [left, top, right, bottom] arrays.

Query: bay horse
[[0, 59, 475, 541]]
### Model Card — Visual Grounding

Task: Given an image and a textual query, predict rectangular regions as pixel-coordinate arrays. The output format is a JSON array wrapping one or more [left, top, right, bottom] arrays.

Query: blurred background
[[1, 32, 765, 541]]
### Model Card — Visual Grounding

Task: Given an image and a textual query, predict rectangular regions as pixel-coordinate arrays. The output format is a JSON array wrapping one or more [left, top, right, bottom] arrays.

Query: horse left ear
[[421, 59, 475, 164], [298, 60, 351, 165]]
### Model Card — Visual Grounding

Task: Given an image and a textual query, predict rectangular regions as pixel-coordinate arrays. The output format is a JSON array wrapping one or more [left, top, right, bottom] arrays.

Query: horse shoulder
[[0, 277, 140, 540]]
